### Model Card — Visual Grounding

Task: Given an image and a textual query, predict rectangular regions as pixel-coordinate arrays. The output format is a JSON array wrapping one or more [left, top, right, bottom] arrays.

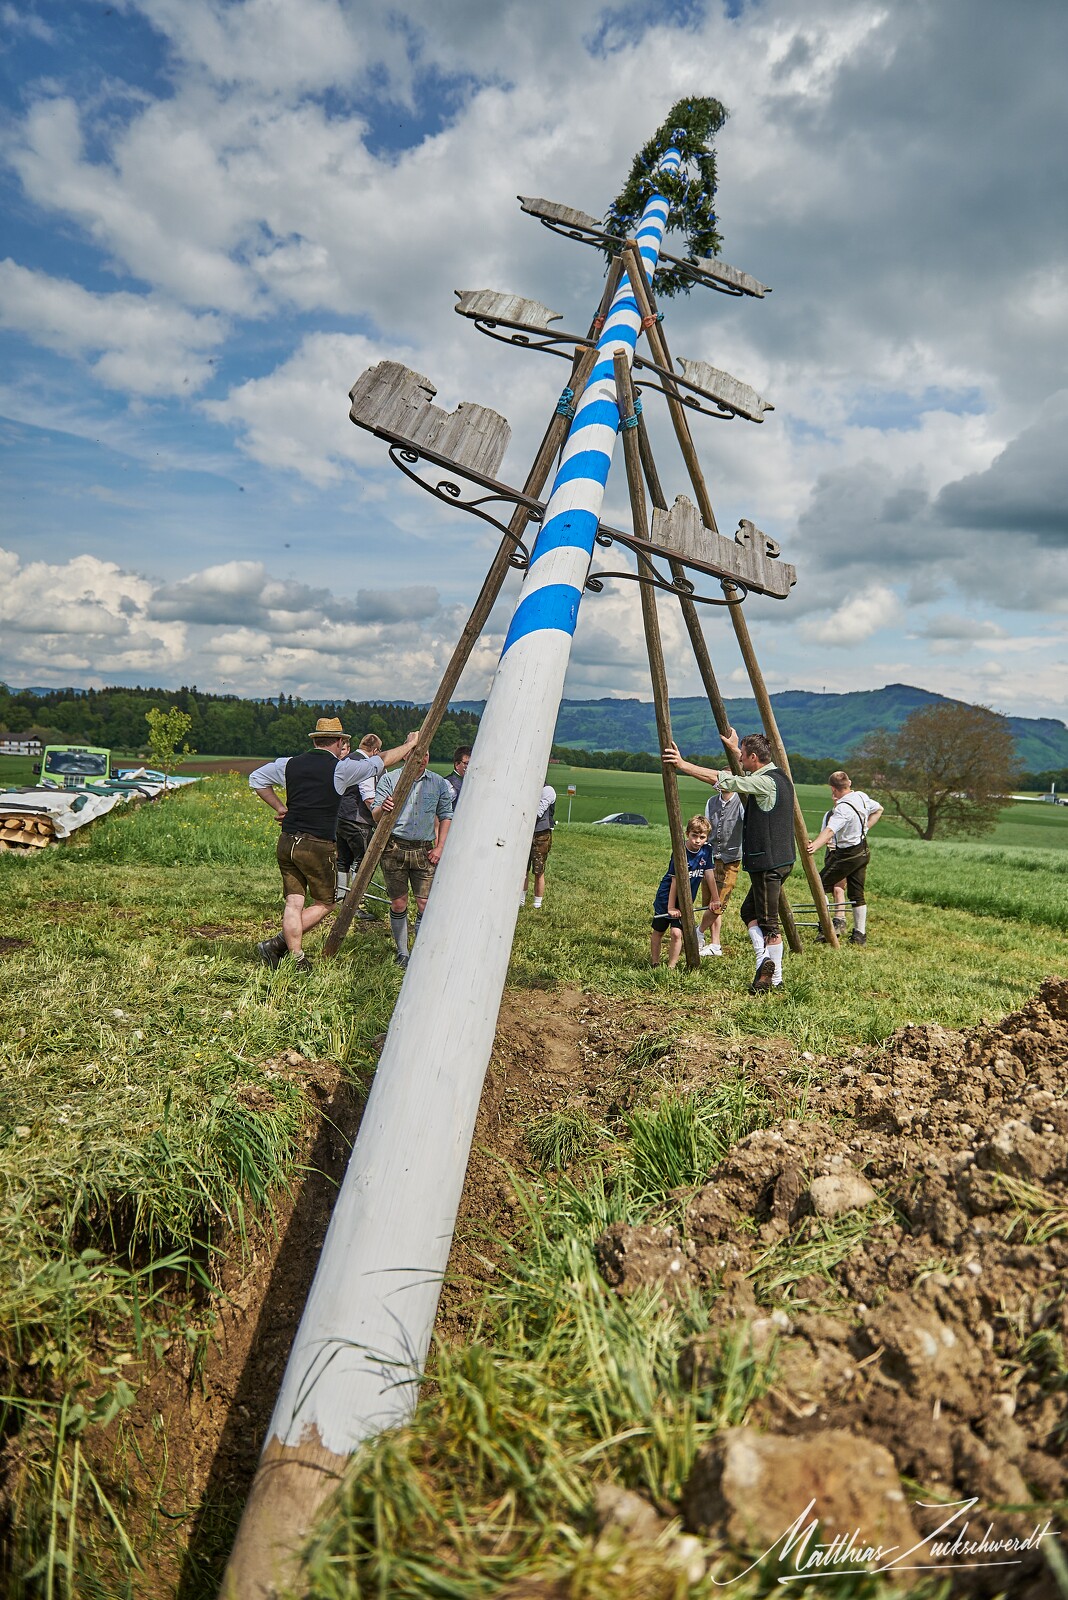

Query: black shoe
[[748, 958, 776, 995], [850, 930, 867, 946], [256, 934, 286, 968], [290, 951, 313, 973], [394, 952, 409, 970]]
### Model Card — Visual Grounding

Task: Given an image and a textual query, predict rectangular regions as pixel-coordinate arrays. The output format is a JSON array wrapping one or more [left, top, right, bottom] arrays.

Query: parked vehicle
[[592, 812, 649, 826], [35, 745, 111, 786]]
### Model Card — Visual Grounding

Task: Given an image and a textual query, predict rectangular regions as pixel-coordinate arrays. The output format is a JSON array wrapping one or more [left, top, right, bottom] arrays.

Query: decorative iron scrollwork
[[587, 525, 748, 606], [386, 441, 539, 559], [471, 317, 586, 362], [630, 366, 737, 420]]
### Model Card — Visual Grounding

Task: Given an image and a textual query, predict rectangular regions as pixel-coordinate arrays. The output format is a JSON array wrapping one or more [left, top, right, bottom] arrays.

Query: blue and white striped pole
[[223, 152, 682, 1598]]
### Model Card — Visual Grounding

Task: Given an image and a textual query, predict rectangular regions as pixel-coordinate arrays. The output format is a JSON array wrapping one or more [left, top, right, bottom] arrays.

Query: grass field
[[1, 770, 1067, 1593]]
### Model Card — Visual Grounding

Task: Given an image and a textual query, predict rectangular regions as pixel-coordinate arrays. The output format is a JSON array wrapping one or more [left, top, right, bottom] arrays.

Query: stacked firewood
[[0, 813, 56, 852]]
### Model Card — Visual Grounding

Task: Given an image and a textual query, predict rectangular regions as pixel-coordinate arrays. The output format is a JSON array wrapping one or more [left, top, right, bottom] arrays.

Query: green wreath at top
[[603, 96, 728, 298]]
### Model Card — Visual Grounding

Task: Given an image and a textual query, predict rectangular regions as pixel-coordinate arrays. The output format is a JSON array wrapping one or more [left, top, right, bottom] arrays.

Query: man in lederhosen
[[249, 718, 417, 970], [664, 727, 796, 994], [371, 750, 454, 969], [806, 771, 883, 946]]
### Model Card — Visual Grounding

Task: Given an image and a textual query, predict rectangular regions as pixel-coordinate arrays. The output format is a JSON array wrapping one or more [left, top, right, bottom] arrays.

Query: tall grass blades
[[873, 838, 1068, 930], [626, 1078, 775, 1202], [302, 1167, 778, 1598], [79, 774, 277, 866]]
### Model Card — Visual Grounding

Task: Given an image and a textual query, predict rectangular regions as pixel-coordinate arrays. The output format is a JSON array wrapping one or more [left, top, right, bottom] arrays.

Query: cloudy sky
[[1, 0, 1066, 718]]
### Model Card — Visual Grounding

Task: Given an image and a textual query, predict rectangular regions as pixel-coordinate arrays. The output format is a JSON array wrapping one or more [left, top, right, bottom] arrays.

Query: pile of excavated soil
[[591, 977, 1068, 1595]]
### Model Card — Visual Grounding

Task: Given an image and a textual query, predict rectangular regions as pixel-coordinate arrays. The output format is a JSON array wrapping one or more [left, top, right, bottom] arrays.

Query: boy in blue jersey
[[650, 816, 720, 969]]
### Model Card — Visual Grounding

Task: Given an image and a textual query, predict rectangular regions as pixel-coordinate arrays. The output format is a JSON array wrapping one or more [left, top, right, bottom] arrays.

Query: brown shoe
[[748, 958, 776, 994]]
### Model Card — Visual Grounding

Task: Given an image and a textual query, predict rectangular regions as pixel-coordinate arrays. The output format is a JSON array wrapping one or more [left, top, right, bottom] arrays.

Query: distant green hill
[[452, 683, 1068, 773]]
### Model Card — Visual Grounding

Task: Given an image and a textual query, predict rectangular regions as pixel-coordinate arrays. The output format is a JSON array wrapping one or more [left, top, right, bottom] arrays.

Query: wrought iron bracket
[[586, 527, 745, 606], [632, 352, 772, 424], [379, 434, 542, 564], [469, 318, 591, 363], [372, 435, 792, 601], [631, 357, 737, 421]]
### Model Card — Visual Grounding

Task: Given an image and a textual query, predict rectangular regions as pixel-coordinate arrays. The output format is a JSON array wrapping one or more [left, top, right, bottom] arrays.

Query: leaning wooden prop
[[223, 97, 835, 1600]]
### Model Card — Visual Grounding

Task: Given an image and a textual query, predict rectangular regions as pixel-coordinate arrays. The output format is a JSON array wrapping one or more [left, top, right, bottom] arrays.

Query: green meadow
[[0, 771, 1066, 1594]]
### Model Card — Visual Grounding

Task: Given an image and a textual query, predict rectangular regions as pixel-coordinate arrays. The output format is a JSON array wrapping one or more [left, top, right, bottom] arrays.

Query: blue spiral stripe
[[559, 400, 620, 437], [502, 583, 583, 650], [525, 504, 601, 567]]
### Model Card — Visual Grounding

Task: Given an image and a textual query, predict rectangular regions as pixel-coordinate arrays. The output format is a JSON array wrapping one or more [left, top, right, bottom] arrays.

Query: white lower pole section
[[264, 631, 561, 1450]]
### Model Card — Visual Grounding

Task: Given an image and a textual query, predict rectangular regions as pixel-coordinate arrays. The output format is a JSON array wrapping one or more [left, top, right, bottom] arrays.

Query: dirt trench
[[125, 980, 1068, 1595]]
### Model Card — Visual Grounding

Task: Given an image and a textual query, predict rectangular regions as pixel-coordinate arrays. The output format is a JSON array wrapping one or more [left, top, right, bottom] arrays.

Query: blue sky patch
[[845, 386, 985, 432]]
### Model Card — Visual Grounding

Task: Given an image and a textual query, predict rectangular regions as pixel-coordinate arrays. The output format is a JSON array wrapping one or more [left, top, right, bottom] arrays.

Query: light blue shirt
[[374, 769, 453, 841]]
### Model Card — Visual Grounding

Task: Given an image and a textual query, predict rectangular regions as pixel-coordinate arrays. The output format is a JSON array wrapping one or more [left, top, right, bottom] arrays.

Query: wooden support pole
[[588, 251, 627, 339], [622, 244, 835, 951], [614, 352, 701, 972], [636, 415, 742, 779], [323, 342, 600, 958]]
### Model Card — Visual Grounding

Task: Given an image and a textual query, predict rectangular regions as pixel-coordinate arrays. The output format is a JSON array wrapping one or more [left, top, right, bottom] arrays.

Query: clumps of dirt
[[592, 978, 1068, 1595], [0, 937, 30, 955]]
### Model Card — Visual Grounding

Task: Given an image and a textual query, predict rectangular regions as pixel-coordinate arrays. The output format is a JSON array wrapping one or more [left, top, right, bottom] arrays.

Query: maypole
[[222, 117, 711, 1599]]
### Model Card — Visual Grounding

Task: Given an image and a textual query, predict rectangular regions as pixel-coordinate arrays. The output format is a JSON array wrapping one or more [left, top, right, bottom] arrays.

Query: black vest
[[280, 749, 341, 840], [533, 800, 555, 834], [742, 767, 796, 871], [338, 781, 374, 829]]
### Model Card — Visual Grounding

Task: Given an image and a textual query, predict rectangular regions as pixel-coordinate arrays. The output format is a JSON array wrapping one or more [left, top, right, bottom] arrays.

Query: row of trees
[[0, 685, 479, 762]]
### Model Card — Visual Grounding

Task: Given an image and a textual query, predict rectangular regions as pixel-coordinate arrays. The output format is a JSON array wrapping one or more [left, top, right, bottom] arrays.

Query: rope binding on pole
[[617, 396, 643, 432], [555, 387, 576, 420]]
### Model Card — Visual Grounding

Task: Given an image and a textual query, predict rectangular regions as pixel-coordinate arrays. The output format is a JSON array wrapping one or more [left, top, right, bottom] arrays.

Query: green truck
[[35, 745, 112, 787]]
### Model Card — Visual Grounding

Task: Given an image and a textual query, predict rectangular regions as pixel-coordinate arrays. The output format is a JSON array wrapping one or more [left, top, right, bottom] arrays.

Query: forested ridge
[[0, 684, 479, 761]]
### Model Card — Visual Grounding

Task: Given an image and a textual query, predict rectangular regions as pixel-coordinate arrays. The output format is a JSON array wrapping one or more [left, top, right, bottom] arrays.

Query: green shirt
[[714, 762, 779, 811]]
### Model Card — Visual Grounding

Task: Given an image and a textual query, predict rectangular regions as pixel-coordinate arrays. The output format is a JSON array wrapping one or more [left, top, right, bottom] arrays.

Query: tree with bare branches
[[854, 702, 1016, 840]]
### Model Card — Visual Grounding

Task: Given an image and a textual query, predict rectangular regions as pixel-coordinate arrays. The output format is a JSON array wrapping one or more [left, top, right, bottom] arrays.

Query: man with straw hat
[[249, 716, 418, 970]]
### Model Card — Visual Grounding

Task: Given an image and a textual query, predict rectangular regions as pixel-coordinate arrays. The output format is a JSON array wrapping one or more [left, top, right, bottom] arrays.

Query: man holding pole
[[663, 727, 796, 993], [372, 751, 454, 969], [335, 732, 383, 907]]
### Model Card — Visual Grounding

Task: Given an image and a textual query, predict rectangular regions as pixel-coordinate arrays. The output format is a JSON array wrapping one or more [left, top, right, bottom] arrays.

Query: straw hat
[[308, 716, 351, 740]]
